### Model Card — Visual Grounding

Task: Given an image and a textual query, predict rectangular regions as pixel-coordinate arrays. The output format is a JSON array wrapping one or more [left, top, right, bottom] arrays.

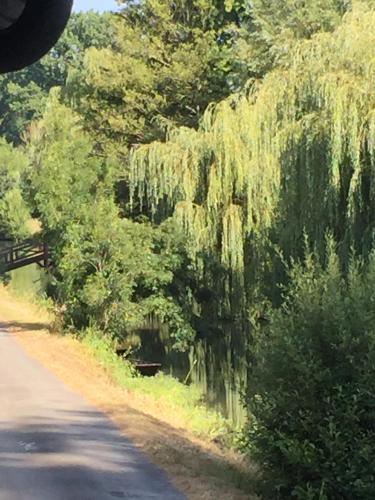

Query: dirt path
[[0, 288, 254, 500]]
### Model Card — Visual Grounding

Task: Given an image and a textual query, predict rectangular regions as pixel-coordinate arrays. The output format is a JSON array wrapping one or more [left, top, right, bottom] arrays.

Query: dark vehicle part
[[0, 0, 73, 73]]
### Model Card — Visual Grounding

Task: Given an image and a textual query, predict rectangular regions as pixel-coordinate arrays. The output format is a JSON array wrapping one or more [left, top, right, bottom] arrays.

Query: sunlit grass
[[82, 327, 233, 441]]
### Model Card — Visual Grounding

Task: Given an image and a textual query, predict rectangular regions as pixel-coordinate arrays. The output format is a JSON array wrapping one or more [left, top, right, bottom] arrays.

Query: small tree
[[57, 196, 195, 350]]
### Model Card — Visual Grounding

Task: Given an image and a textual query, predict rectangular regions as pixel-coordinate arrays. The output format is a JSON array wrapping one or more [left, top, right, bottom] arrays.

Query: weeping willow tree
[[129, 1, 375, 325]]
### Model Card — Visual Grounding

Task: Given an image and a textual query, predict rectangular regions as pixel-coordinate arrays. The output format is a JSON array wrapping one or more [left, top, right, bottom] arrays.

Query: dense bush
[[244, 247, 375, 499], [57, 197, 195, 350]]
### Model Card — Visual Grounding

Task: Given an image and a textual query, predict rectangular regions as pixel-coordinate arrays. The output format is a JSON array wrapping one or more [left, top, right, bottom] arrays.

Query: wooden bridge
[[0, 240, 49, 273]]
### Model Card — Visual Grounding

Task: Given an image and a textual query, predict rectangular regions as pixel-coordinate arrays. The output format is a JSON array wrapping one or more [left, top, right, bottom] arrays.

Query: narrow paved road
[[0, 330, 185, 500]]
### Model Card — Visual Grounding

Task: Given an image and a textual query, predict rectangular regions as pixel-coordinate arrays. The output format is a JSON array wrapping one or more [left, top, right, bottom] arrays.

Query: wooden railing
[[0, 240, 49, 272]]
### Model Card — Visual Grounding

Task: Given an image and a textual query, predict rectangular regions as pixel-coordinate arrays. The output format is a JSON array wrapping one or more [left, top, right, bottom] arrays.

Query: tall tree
[[26, 93, 195, 349], [70, 0, 249, 151], [25, 91, 112, 241], [128, 1, 375, 326], [0, 11, 114, 144], [244, 0, 350, 75]]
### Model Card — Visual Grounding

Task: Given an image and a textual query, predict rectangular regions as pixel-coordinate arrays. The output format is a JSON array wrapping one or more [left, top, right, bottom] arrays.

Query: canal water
[[126, 324, 249, 427]]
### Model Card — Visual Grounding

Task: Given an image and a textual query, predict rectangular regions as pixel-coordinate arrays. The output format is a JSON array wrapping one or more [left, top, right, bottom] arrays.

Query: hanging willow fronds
[[129, 2, 375, 303]]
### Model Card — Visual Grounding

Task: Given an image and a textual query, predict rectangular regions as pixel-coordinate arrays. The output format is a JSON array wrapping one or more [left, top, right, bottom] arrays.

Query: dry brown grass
[[0, 286, 256, 500]]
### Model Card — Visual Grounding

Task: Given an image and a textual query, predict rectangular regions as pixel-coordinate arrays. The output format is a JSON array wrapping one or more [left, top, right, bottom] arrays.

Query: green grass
[[81, 327, 234, 442], [8, 264, 47, 298]]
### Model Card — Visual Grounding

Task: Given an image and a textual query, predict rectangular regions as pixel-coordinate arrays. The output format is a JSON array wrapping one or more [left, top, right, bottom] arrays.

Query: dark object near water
[[133, 362, 162, 377], [0, 0, 73, 73], [116, 349, 162, 377]]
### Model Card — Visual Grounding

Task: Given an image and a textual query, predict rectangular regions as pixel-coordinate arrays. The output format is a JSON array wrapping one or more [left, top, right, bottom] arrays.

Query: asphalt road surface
[[0, 330, 185, 500]]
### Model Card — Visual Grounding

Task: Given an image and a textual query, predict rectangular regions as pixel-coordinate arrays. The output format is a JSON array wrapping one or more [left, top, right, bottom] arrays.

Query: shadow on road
[[0, 320, 52, 334], [0, 406, 185, 499]]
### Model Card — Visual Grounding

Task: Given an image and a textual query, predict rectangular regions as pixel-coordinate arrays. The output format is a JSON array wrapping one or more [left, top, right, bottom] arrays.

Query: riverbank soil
[[0, 287, 255, 500]]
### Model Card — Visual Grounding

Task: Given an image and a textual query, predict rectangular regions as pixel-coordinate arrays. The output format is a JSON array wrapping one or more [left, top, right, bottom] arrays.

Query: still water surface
[[128, 325, 249, 426]]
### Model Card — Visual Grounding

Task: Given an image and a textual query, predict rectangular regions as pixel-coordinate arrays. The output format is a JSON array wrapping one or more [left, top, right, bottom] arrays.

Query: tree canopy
[[71, 0, 251, 150], [0, 12, 113, 144], [129, 1, 375, 307]]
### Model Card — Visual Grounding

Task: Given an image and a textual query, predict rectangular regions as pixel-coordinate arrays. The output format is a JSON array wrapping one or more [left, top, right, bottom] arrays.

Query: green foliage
[[44, 11, 115, 88], [0, 12, 114, 144], [72, 0, 249, 150], [4, 8, 375, 494], [26, 91, 109, 235], [26, 93, 195, 349], [246, 0, 349, 74], [0, 139, 31, 239], [243, 244, 375, 498], [251, 0, 348, 38], [129, 1, 375, 319], [57, 196, 195, 349]]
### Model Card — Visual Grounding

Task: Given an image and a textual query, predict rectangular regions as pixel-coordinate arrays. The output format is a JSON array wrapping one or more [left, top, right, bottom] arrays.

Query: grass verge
[[81, 327, 233, 442]]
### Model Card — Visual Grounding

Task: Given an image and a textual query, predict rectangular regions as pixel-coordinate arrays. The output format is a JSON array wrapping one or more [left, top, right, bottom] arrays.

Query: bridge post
[[43, 243, 49, 269]]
